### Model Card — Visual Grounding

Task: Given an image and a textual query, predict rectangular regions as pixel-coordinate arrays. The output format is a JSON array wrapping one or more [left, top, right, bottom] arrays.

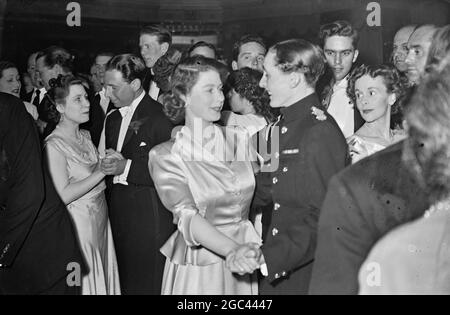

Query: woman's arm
[[46, 142, 105, 205]]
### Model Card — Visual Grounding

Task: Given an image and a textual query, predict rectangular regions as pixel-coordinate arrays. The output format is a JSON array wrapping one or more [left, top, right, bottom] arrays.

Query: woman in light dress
[[346, 64, 407, 163], [149, 56, 261, 295], [221, 67, 278, 136], [45, 74, 120, 295]]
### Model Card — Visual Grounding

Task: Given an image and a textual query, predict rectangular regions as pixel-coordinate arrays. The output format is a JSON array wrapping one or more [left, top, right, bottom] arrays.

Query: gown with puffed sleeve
[[148, 124, 261, 295]]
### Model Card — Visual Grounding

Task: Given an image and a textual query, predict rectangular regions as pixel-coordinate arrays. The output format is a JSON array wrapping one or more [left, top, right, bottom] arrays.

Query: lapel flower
[[128, 117, 148, 134], [311, 106, 327, 121]]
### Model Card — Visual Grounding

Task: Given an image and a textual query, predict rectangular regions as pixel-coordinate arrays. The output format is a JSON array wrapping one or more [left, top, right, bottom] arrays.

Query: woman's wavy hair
[[347, 64, 408, 115], [270, 39, 325, 87], [227, 67, 278, 123], [425, 25, 450, 73], [153, 47, 182, 93], [161, 55, 226, 124], [46, 74, 85, 124], [403, 60, 450, 203]]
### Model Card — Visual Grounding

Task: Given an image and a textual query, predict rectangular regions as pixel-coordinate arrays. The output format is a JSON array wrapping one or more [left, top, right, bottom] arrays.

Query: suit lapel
[[122, 95, 150, 149]]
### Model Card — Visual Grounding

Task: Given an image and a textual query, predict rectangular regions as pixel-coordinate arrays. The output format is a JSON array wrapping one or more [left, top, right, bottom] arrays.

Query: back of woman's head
[[347, 64, 408, 114], [47, 74, 84, 124], [153, 47, 182, 93], [161, 55, 224, 123], [404, 61, 450, 202], [227, 67, 277, 122]]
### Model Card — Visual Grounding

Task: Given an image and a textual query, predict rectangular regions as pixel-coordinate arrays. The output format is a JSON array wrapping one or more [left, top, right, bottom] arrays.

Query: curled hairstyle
[[161, 55, 224, 123], [425, 25, 450, 73], [232, 34, 266, 62], [153, 48, 182, 93], [227, 67, 278, 123], [36, 46, 73, 73], [318, 20, 359, 49], [403, 62, 450, 202], [46, 74, 85, 124], [347, 64, 408, 114], [0, 60, 17, 79], [105, 54, 146, 84], [270, 39, 326, 87], [140, 24, 172, 45]]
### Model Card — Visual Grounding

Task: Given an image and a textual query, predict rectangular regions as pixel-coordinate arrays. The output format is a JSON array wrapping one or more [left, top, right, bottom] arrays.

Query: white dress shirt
[[98, 87, 110, 114], [30, 87, 46, 104], [98, 91, 145, 186], [327, 76, 355, 138]]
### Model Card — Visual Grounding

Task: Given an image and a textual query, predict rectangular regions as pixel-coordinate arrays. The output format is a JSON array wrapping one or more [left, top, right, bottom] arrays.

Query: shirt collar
[[119, 90, 145, 117], [280, 93, 321, 123], [333, 75, 349, 89]]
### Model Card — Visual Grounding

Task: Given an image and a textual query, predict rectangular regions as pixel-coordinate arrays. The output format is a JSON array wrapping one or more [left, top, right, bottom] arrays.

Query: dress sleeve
[[148, 145, 200, 247]]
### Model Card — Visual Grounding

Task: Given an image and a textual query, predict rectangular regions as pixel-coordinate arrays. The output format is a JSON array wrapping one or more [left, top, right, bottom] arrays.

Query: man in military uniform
[[227, 39, 349, 294]]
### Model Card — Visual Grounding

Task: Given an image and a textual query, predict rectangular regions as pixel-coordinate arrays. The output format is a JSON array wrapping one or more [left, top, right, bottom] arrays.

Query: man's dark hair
[[105, 54, 146, 83], [140, 24, 172, 45], [318, 20, 359, 49], [36, 46, 74, 73], [188, 41, 217, 58], [232, 34, 266, 62]]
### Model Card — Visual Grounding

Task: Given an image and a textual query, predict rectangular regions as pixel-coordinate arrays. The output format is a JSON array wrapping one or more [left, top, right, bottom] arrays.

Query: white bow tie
[[119, 106, 132, 118]]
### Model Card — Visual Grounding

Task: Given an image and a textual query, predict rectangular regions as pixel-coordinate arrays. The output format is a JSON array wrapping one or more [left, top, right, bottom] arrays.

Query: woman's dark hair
[[46, 74, 85, 124], [161, 55, 225, 124], [0, 61, 18, 79], [227, 67, 278, 123], [270, 39, 325, 87], [403, 62, 450, 203], [347, 64, 407, 115], [153, 48, 182, 93], [36, 46, 73, 74]]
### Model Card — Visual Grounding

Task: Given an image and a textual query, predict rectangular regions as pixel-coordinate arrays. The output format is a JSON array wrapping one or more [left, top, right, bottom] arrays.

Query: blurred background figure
[[231, 34, 266, 72], [0, 60, 38, 120], [346, 64, 407, 163], [188, 41, 217, 59], [392, 25, 417, 73], [221, 67, 278, 136]]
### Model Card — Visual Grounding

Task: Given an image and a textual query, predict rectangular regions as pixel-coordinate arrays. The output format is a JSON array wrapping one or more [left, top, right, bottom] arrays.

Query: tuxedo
[[0, 93, 84, 294], [103, 93, 175, 294], [253, 93, 349, 294], [309, 141, 429, 294], [81, 91, 114, 147]]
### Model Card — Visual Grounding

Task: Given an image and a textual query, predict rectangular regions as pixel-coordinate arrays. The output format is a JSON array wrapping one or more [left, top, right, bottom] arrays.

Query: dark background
[[0, 0, 449, 74]]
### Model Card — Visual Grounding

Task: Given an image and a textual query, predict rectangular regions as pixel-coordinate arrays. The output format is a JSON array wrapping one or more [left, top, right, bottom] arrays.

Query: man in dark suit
[[100, 54, 174, 294], [0, 92, 84, 294], [228, 39, 349, 294], [308, 141, 429, 294], [139, 24, 172, 100], [318, 20, 364, 137]]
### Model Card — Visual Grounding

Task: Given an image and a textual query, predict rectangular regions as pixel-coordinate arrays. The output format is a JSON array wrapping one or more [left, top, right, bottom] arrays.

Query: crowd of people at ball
[[1, 19, 450, 295]]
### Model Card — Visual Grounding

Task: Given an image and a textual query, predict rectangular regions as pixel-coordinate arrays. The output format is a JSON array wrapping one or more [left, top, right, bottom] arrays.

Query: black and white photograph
[[1, 0, 450, 297]]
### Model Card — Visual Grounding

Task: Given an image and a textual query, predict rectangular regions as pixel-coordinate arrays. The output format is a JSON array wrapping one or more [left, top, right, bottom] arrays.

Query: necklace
[[56, 125, 83, 146]]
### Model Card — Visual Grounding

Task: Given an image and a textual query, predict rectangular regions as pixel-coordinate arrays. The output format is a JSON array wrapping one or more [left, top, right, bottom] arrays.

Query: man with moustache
[[318, 20, 364, 138]]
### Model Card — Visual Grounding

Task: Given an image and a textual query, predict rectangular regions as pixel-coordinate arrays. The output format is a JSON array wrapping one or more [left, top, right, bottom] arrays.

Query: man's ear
[[289, 72, 302, 88], [56, 103, 65, 114], [130, 78, 142, 92], [231, 61, 238, 71], [352, 49, 360, 63], [161, 42, 170, 56]]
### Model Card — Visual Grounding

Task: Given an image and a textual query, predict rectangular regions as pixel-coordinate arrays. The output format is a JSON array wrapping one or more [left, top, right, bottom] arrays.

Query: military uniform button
[[281, 271, 287, 277], [272, 227, 279, 236], [281, 126, 288, 134], [274, 203, 280, 210], [272, 177, 278, 184], [274, 273, 280, 279], [283, 167, 288, 172]]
